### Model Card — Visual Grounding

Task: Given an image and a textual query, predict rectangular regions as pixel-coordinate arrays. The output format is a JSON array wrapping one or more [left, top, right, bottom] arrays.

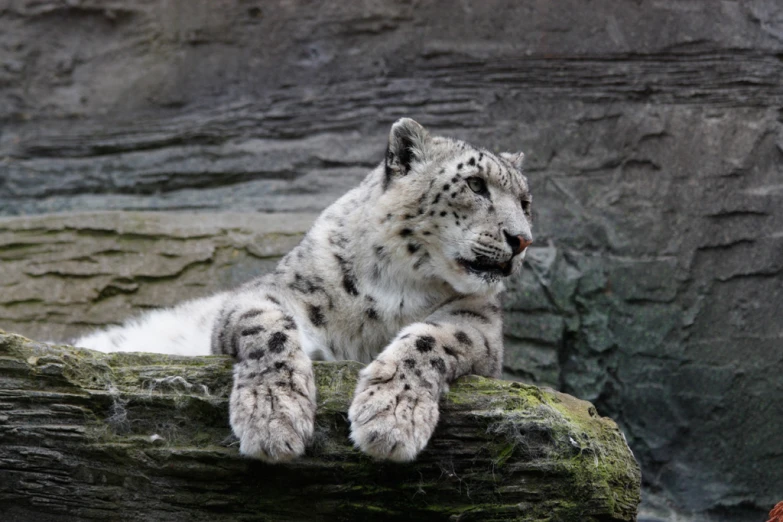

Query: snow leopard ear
[[501, 151, 525, 171], [385, 118, 430, 186]]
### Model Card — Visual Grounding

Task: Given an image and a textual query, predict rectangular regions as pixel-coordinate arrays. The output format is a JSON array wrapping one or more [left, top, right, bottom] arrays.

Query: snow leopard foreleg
[[212, 293, 316, 462], [348, 297, 503, 461]]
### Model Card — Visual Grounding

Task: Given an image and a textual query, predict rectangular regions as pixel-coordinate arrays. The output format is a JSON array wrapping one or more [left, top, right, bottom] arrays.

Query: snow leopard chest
[[287, 271, 447, 364]]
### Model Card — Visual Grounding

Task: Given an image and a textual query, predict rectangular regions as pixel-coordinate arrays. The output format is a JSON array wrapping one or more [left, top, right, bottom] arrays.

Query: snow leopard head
[[381, 118, 533, 295]]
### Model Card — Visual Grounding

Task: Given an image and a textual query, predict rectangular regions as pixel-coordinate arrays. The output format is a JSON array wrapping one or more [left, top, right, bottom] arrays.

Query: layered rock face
[[1, 1, 782, 519]]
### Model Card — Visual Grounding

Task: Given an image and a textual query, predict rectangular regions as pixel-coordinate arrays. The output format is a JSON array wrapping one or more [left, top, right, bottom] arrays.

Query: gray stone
[[0, 212, 314, 342]]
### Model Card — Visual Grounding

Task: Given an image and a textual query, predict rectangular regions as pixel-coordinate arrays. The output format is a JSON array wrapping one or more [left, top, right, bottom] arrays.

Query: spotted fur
[[75, 118, 533, 462]]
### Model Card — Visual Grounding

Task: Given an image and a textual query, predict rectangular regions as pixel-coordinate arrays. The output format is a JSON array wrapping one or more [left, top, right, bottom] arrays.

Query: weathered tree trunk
[[0, 331, 640, 521]]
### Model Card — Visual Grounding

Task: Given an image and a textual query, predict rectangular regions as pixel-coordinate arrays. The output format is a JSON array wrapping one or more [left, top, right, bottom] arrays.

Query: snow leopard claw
[[348, 359, 440, 462]]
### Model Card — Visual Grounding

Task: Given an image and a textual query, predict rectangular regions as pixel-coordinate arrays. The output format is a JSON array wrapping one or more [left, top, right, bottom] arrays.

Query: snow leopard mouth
[[457, 257, 513, 278]]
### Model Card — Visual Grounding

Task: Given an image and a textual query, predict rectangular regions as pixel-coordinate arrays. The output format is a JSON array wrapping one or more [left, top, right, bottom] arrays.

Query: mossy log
[[0, 331, 640, 521]]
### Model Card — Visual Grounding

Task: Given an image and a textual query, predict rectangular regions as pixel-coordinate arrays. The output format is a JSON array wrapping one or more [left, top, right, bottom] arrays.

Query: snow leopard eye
[[467, 177, 487, 194], [521, 197, 532, 216]]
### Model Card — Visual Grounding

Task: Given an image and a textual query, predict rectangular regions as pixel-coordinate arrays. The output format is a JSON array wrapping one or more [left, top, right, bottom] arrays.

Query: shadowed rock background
[[1, 1, 781, 520]]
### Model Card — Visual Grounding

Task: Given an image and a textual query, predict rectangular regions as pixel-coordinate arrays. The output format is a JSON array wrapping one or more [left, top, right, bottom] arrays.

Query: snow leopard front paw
[[229, 351, 316, 463], [348, 357, 440, 462]]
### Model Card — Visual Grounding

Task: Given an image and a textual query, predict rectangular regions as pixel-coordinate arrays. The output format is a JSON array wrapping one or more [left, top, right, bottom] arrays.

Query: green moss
[[442, 373, 639, 519], [494, 443, 516, 467], [312, 360, 362, 413], [447, 375, 546, 410]]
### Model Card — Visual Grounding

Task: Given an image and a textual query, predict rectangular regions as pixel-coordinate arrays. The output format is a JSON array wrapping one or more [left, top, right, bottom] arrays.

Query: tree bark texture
[[0, 331, 640, 522]]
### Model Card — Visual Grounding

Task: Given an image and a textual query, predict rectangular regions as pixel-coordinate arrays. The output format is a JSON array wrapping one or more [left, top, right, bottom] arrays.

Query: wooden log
[[0, 330, 641, 521]]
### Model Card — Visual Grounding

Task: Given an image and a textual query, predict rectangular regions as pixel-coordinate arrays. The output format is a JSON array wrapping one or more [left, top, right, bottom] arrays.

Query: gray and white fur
[[76, 118, 534, 463]]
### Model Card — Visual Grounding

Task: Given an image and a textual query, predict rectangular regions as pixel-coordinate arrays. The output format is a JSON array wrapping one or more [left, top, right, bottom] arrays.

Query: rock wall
[[2, 1, 782, 520]]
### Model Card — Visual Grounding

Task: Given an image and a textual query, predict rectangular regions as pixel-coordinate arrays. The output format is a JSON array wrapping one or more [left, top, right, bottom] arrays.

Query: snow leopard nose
[[504, 231, 533, 257]]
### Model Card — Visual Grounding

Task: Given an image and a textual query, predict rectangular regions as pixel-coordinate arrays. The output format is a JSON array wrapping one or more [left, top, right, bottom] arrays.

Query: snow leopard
[[76, 118, 534, 463]]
